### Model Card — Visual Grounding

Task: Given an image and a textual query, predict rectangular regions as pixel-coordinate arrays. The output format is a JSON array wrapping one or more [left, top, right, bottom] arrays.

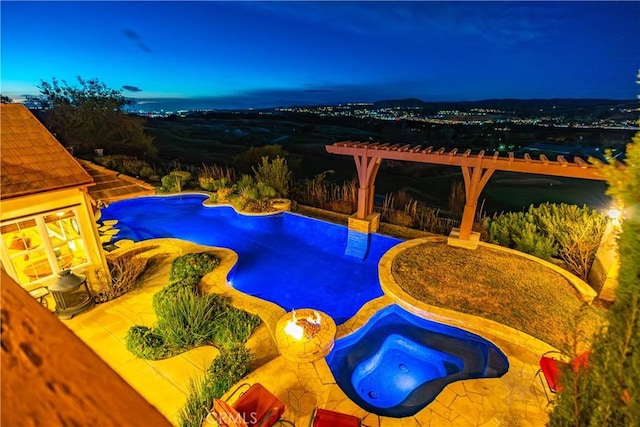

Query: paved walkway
[[63, 238, 554, 426]]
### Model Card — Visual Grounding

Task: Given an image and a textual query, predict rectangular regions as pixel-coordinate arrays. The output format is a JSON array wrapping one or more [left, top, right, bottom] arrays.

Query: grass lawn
[[297, 205, 608, 352], [391, 240, 608, 353]]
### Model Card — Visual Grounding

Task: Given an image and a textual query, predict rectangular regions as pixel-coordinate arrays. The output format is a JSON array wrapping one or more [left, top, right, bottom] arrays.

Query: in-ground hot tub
[[326, 304, 509, 418]]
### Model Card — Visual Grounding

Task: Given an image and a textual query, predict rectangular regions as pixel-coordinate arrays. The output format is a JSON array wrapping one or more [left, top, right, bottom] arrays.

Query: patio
[[63, 238, 553, 426]]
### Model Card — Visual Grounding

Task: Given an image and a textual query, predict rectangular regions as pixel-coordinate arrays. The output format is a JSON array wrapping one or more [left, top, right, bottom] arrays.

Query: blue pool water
[[327, 304, 509, 417], [99, 194, 402, 324]]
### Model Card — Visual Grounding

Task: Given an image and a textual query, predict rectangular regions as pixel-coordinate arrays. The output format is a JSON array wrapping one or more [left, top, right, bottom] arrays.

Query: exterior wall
[[1, 271, 172, 426], [588, 223, 620, 302], [0, 187, 107, 289]]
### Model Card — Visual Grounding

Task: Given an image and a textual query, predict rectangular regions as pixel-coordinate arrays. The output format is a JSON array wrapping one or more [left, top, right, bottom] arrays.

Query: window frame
[[1, 206, 92, 290]]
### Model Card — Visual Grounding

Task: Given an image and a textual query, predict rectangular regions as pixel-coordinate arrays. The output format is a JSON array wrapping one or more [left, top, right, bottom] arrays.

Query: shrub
[[125, 325, 169, 360], [484, 203, 608, 279], [198, 177, 230, 192], [158, 170, 193, 193], [235, 144, 289, 173], [178, 345, 253, 427], [139, 164, 155, 178], [388, 211, 415, 228], [253, 156, 291, 197], [92, 249, 151, 303], [152, 276, 201, 312], [155, 291, 224, 349], [169, 252, 220, 284], [216, 187, 234, 202], [510, 222, 557, 260], [94, 155, 154, 177], [220, 309, 263, 345], [126, 252, 260, 360]]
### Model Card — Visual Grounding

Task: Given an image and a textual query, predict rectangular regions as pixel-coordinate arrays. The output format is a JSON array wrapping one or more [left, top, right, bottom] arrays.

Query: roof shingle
[[1, 104, 94, 199]]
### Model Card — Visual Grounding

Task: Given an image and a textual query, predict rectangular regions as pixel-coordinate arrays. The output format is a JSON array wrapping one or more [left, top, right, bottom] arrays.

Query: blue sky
[[2, 1, 639, 110]]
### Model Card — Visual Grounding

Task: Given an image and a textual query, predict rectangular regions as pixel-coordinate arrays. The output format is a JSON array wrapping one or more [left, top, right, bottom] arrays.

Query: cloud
[[122, 29, 140, 41], [123, 28, 153, 53], [123, 85, 142, 92], [137, 42, 153, 54]]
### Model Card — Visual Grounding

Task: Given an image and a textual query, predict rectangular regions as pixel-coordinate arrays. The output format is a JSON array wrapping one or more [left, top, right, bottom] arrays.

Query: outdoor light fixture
[[608, 208, 621, 221]]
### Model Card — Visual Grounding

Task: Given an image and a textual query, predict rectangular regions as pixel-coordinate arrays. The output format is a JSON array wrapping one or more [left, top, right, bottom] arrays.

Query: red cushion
[[312, 408, 361, 427], [232, 384, 284, 427], [540, 356, 569, 393]]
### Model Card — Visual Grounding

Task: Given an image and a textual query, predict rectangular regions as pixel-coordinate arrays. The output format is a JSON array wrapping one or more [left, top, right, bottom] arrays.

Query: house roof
[[1, 104, 94, 200], [78, 160, 156, 206]]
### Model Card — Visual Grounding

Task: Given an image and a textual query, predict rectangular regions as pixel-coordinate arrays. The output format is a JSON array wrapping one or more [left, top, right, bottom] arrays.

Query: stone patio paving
[[63, 238, 555, 426]]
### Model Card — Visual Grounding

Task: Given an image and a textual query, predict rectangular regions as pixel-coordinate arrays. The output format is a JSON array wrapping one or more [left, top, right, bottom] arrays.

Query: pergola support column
[[448, 163, 495, 249], [346, 153, 382, 258], [351, 154, 382, 224]]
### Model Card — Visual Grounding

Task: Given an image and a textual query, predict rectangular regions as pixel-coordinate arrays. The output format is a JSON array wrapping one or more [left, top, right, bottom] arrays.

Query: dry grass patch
[[392, 241, 607, 352]]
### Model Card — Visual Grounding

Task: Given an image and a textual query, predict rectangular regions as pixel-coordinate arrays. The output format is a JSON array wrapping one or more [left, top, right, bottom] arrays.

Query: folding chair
[[204, 383, 293, 427], [535, 350, 589, 405]]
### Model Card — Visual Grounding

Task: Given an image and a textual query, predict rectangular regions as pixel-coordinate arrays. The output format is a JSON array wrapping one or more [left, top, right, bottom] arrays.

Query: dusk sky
[[2, 1, 639, 110]]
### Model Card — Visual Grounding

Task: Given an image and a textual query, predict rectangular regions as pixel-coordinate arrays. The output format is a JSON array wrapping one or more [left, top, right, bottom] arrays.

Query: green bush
[[221, 309, 263, 345], [178, 345, 253, 427], [510, 222, 557, 260], [198, 176, 230, 192], [169, 252, 220, 283], [126, 252, 260, 360], [152, 276, 201, 313], [158, 170, 193, 193], [125, 325, 169, 359], [156, 290, 224, 349], [484, 203, 608, 279], [388, 211, 415, 228], [253, 156, 291, 197], [94, 154, 154, 178]]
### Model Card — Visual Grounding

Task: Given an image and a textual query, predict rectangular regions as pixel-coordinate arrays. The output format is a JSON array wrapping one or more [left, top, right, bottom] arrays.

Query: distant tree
[[235, 144, 290, 174], [35, 76, 155, 157], [1, 95, 12, 104], [548, 75, 640, 425]]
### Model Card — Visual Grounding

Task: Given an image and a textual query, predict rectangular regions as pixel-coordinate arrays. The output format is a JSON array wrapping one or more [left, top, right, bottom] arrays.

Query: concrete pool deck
[[64, 238, 554, 426]]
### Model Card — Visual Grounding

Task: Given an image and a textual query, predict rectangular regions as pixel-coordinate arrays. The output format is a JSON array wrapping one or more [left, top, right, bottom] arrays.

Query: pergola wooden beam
[[326, 141, 607, 241]]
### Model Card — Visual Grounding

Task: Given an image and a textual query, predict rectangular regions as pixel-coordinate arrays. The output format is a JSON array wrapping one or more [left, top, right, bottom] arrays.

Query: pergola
[[326, 141, 607, 245]]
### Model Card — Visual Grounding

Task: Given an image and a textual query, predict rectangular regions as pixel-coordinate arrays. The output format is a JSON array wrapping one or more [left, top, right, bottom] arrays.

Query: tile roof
[[78, 160, 156, 205], [1, 104, 94, 200]]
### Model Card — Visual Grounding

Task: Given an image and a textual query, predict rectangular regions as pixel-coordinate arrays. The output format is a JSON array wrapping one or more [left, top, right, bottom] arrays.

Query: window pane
[[3, 219, 40, 251], [12, 248, 51, 284], [46, 211, 87, 268]]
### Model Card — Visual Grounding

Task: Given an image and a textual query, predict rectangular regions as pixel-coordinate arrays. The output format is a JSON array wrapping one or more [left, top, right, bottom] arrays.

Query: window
[[1, 208, 89, 287]]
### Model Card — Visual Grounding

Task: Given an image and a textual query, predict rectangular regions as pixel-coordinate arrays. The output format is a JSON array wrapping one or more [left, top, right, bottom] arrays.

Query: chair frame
[[535, 350, 589, 406], [535, 350, 568, 405]]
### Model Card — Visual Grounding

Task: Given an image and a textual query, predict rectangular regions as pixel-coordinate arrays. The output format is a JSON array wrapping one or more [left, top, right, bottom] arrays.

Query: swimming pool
[[327, 304, 509, 417], [99, 194, 402, 324]]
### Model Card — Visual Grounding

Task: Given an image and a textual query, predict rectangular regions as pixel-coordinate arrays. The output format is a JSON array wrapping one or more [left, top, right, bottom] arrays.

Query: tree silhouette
[[35, 76, 155, 157]]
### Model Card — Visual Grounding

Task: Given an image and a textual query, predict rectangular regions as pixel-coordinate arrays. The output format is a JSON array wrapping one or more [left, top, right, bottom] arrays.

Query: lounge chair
[[309, 408, 362, 427], [204, 383, 293, 427], [535, 350, 590, 405]]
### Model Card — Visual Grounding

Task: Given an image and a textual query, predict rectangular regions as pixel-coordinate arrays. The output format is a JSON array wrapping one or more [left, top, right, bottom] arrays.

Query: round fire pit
[[275, 309, 336, 363]]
